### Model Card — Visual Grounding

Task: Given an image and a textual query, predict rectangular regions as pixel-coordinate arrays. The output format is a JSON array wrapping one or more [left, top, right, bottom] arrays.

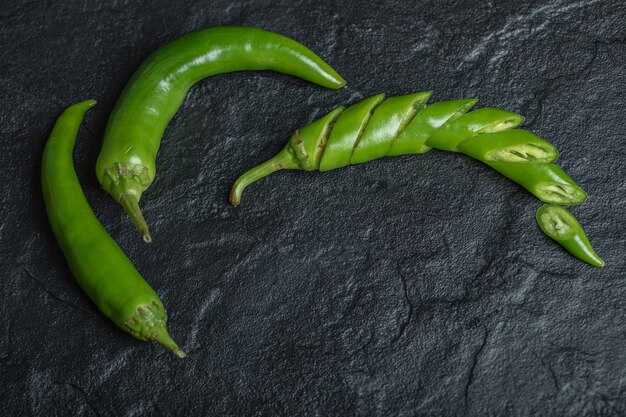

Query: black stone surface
[[1, 0, 625, 415]]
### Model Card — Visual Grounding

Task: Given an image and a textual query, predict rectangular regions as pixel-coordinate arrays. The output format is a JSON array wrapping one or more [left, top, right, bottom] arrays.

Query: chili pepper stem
[[230, 147, 297, 206], [119, 193, 152, 243], [152, 326, 187, 358]]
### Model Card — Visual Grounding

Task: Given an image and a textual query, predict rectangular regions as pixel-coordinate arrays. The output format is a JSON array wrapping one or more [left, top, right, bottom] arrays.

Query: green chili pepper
[[229, 92, 586, 207], [96, 26, 346, 242], [42, 100, 185, 358], [536, 205, 605, 267]]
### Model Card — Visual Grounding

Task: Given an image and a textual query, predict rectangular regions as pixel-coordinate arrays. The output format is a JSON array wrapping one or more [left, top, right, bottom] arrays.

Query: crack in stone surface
[[19, 264, 89, 313], [464, 326, 489, 410]]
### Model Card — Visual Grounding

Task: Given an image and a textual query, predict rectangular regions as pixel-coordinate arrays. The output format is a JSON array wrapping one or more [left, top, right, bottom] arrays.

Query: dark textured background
[[1, 0, 625, 415]]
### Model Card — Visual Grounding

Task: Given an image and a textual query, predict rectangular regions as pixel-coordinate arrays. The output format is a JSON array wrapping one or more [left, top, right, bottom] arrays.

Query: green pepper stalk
[[230, 107, 345, 204], [96, 26, 346, 242], [536, 205, 604, 267], [42, 101, 185, 357]]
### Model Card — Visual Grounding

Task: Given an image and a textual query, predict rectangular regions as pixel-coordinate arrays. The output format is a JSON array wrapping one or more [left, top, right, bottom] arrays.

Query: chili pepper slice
[[319, 94, 385, 171], [536, 204, 604, 267], [387, 98, 477, 156], [458, 130, 559, 163], [350, 92, 432, 164], [486, 161, 587, 205], [426, 108, 525, 152]]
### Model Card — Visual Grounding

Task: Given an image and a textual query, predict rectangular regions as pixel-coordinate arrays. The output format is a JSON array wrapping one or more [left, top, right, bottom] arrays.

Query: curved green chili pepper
[[96, 26, 346, 242], [43, 100, 185, 357], [536, 205, 604, 267], [229, 92, 586, 207]]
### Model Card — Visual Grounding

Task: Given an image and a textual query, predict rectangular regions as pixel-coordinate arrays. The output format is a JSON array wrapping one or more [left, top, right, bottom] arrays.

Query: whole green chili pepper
[[229, 92, 586, 206], [536, 204, 604, 267], [96, 26, 346, 242], [42, 100, 185, 357]]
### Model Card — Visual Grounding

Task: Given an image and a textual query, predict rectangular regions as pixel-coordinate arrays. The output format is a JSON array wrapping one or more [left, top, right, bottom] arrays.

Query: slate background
[[1, 0, 625, 415]]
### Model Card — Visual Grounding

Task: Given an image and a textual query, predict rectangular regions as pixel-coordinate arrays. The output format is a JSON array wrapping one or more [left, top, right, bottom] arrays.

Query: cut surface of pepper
[[96, 26, 346, 241], [42, 100, 185, 357], [536, 205, 605, 267]]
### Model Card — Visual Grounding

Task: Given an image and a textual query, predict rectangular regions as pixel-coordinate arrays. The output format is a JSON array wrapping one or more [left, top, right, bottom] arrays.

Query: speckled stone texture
[[1, 0, 625, 415]]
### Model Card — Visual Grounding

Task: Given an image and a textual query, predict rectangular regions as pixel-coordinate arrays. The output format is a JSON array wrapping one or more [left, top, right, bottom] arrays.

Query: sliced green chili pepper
[[231, 92, 599, 267], [536, 205, 604, 267], [229, 92, 586, 207], [42, 101, 185, 357], [96, 26, 346, 242]]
